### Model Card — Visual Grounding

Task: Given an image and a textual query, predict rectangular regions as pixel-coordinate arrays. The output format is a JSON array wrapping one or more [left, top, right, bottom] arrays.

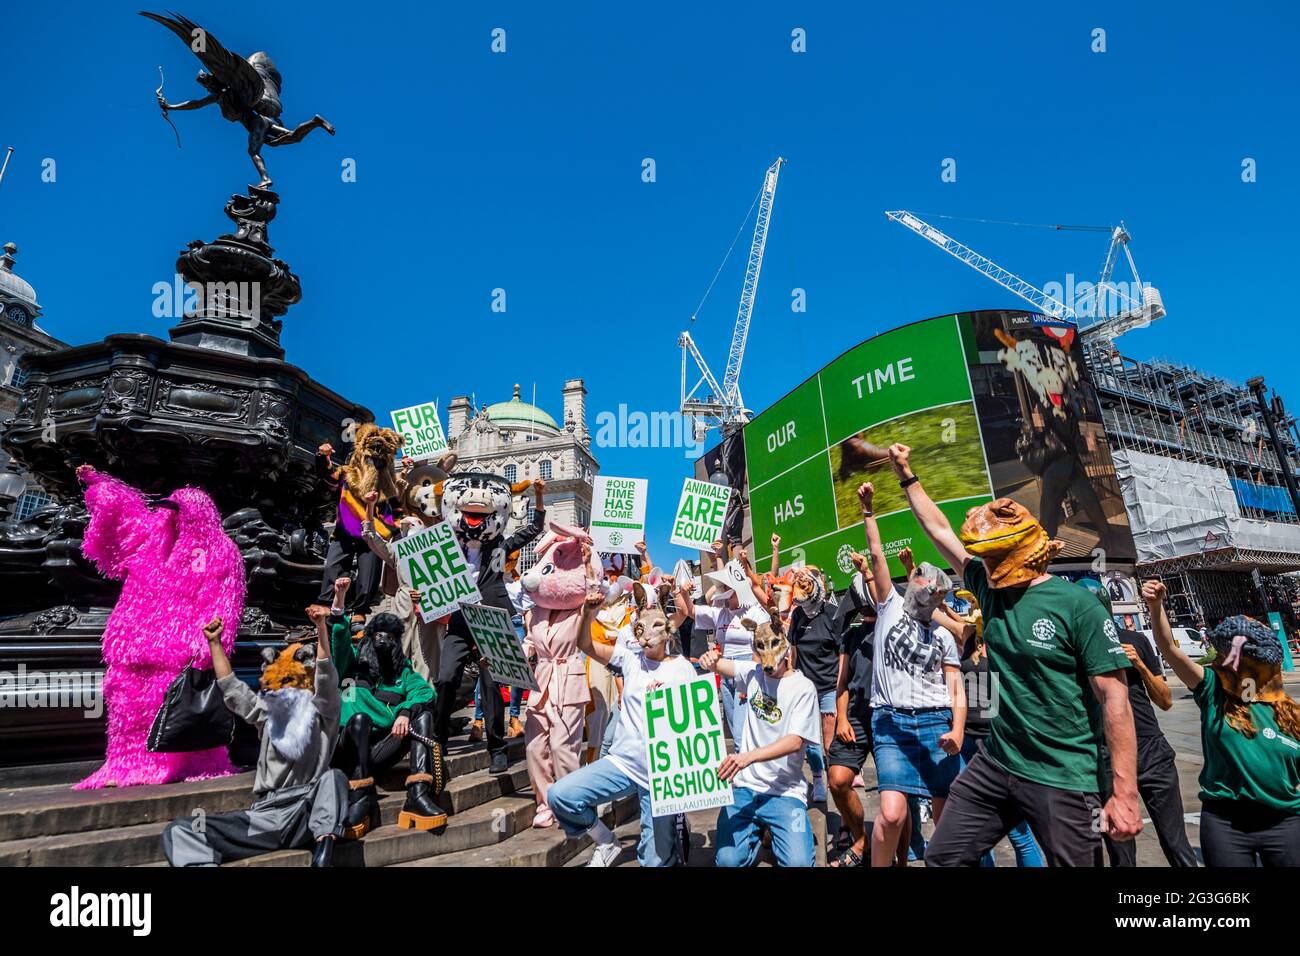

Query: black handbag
[[147, 656, 237, 753]]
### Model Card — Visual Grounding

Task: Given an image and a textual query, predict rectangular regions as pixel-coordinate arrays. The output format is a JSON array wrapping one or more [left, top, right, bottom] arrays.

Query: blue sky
[[2, 1, 1297, 562]]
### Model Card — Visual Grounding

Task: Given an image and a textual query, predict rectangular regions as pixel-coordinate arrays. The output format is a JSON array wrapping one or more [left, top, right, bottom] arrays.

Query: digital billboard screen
[[719, 311, 1135, 590]]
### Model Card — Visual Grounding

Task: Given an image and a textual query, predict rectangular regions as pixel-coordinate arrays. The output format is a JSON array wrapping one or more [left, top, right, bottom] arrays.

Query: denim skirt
[[871, 705, 961, 798]]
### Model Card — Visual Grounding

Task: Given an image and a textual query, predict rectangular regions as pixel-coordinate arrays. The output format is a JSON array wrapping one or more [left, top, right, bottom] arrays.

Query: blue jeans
[[547, 758, 679, 867], [715, 786, 814, 867], [475, 683, 522, 720], [806, 689, 836, 777], [907, 795, 928, 862], [720, 673, 749, 754], [599, 703, 620, 759], [960, 735, 1045, 867]]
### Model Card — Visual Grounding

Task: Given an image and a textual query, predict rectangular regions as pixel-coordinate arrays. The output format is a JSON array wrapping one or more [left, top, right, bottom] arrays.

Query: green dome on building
[[483, 384, 561, 433]]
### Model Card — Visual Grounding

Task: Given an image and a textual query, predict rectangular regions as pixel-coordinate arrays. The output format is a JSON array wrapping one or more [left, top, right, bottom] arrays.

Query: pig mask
[[520, 522, 601, 611]]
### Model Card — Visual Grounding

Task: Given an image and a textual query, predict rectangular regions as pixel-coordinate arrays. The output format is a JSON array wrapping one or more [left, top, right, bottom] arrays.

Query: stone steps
[[0, 734, 523, 843], [404, 796, 642, 867], [0, 733, 529, 867]]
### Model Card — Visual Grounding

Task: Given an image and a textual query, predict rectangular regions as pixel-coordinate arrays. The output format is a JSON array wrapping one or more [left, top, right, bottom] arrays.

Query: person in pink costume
[[74, 465, 247, 789], [519, 523, 601, 827]]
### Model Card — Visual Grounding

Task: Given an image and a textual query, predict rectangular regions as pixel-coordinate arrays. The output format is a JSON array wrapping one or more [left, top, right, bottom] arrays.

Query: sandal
[[830, 846, 865, 868]]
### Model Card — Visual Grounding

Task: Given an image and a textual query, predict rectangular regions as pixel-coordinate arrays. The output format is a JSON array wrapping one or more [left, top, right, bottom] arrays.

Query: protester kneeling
[[548, 578, 696, 866], [699, 617, 819, 868], [162, 616, 347, 867]]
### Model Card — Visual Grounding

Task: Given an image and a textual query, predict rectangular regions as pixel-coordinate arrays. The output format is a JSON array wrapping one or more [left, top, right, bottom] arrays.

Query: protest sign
[[391, 401, 448, 461], [393, 522, 481, 623], [461, 603, 538, 692], [669, 478, 732, 550], [645, 676, 734, 817], [590, 476, 648, 553]]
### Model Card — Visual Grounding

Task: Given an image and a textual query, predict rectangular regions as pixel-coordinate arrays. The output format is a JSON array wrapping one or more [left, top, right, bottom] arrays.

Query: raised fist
[[856, 482, 874, 509], [202, 617, 224, 642], [317, 443, 335, 458], [1141, 579, 1167, 606], [888, 443, 912, 478]]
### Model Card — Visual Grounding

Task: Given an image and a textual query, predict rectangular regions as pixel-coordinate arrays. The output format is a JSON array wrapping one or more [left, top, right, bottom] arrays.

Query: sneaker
[[811, 775, 827, 803], [468, 719, 485, 743], [506, 716, 525, 739], [586, 842, 621, 867], [532, 804, 554, 828], [488, 752, 508, 774]]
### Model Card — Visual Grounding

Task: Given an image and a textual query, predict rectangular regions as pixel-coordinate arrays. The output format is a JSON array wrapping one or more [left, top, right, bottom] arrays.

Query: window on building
[[540, 459, 552, 480], [14, 490, 52, 522], [504, 464, 517, 482], [10, 365, 28, 389], [517, 505, 539, 572]]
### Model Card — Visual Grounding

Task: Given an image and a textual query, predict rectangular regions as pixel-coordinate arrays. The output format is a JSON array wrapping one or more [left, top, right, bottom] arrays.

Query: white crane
[[883, 210, 1164, 342], [680, 157, 785, 439]]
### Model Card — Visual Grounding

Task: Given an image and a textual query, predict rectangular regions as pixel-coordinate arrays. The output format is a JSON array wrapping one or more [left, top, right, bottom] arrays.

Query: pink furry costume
[[519, 523, 598, 826], [75, 467, 246, 789]]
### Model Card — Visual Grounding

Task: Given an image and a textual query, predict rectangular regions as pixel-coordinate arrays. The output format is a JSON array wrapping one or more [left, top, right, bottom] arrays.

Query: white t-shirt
[[869, 587, 960, 710], [693, 604, 771, 660], [606, 642, 698, 790], [731, 660, 820, 804]]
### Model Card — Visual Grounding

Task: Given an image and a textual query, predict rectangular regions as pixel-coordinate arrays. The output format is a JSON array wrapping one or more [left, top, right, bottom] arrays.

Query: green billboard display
[[745, 314, 993, 588]]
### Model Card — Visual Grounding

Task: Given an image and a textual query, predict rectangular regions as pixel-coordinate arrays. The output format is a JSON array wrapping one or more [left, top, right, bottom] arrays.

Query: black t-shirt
[[789, 595, 851, 696], [841, 622, 874, 703], [1119, 629, 1164, 739]]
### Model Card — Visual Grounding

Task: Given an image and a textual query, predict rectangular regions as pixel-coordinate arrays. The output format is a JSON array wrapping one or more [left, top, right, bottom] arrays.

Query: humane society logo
[[1028, 618, 1057, 650]]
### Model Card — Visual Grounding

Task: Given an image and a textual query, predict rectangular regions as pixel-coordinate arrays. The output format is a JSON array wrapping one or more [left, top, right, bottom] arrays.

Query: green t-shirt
[[964, 558, 1131, 792], [1193, 668, 1300, 814]]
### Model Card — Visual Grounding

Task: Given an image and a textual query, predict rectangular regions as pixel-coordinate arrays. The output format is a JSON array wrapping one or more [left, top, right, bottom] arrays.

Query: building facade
[[1084, 339, 1300, 629], [446, 380, 599, 572], [0, 242, 66, 522]]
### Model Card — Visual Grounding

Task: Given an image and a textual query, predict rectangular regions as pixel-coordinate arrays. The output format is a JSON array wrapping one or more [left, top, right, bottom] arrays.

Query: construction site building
[[1083, 340, 1300, 629]]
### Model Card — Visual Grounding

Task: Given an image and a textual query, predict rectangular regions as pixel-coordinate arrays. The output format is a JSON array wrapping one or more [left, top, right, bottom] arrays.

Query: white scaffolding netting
[[1112, 449, 1300, 564]]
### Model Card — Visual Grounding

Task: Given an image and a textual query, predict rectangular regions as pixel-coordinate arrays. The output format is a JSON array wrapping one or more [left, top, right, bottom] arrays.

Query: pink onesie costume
[[520, 524, 597, 813], [75, 468, 246, 789]]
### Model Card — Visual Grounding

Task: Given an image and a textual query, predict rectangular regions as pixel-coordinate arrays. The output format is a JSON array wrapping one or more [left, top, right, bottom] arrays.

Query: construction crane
[[680, 157, 785, 439], [884, 210, 1164, 342]]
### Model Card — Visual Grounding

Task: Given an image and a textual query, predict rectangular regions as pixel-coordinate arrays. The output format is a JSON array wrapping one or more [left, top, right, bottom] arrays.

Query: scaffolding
[[1084, 342, 1300, 526]]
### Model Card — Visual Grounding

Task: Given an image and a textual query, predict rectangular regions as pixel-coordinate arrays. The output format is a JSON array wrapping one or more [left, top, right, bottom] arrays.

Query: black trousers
[[318, 533, 383, 612], [335, 705, 432, 779], [925, 748, 1103, 866], [434, 624, 505, 757], [1200, 799, 1300, 867], [1104, 735, 1198, 867]]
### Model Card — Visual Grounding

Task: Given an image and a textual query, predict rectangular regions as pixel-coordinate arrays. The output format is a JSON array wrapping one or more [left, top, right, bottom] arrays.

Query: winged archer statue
[[141, 11, 335, 189]]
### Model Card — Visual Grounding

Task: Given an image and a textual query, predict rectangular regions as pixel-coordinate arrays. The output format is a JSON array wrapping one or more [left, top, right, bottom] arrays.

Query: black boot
[[311, 835, 335, 868], [341, 715, 380, 839], [397, 712, 448, 831], [343, 777, 381, 839]]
